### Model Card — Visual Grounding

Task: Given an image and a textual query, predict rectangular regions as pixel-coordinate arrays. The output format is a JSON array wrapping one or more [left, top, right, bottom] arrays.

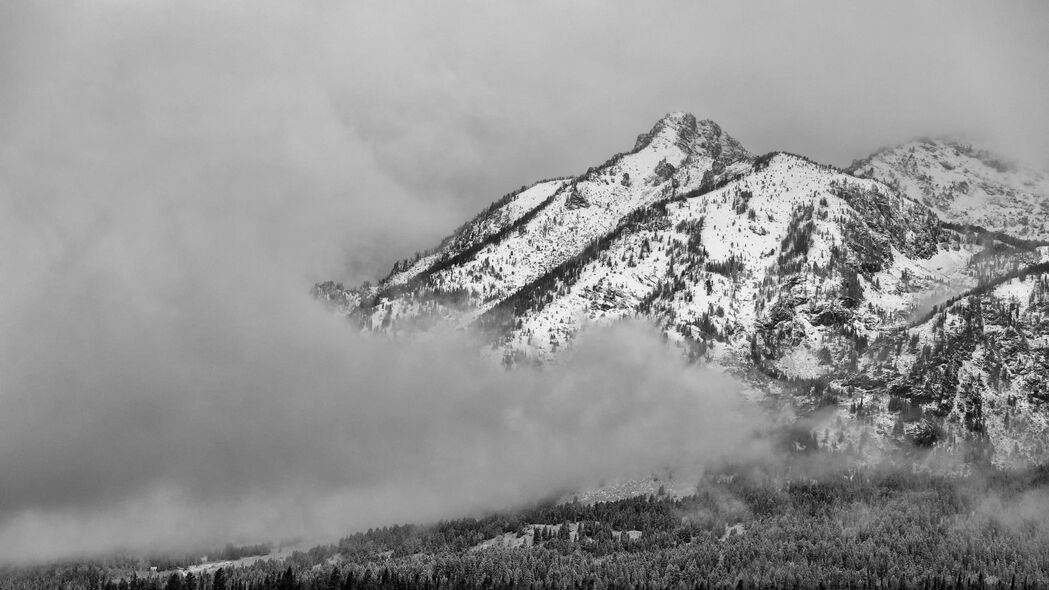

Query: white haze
[[1, 0, 1045, 564]]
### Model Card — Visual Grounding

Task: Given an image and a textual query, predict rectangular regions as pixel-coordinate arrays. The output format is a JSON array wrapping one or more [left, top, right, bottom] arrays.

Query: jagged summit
[[315, 115, 1049, 468], [633, 112, 751, 166], [633, 111, 698, 151]]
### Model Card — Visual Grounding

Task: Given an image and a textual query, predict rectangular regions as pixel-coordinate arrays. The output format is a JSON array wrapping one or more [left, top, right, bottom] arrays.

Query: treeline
[[72, 558, 1049, 590], [941, 222, 1049, 251]]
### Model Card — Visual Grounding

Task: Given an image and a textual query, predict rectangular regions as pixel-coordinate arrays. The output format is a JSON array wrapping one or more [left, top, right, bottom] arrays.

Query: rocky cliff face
[[315, 113, 1049, 468]]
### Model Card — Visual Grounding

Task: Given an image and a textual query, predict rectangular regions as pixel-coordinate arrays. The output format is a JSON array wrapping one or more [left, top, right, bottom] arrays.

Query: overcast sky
[[6, 1, 1046, 283], [0, 0, 1047, 563]]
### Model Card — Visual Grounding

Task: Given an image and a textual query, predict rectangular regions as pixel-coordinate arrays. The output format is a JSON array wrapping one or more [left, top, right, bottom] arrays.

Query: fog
[[1, 0, 1045, 564], [0, 312, 764, 562]]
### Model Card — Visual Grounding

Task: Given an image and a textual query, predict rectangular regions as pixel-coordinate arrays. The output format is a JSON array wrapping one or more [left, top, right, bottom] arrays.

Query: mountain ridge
[[315, 113, 1049, 468]]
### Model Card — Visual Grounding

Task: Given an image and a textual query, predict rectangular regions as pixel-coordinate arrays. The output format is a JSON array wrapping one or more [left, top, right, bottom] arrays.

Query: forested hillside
[[9, 459, 1049, 590]]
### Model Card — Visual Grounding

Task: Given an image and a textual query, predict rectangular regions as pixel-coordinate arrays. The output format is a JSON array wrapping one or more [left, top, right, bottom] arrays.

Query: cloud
[[0, 6, 763, 559], [0, 0, 1043, 564], [0, 304, 764, 562]]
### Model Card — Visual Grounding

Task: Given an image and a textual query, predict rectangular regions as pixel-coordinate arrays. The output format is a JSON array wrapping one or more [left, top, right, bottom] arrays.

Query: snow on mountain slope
[[856, 255, 1049, 467], [487, 152, 985, 371], [850, 138, 1049, 241], [385, 178, 571, 289], [312, 177, 571, 308], [316, 113, 1049, 466]]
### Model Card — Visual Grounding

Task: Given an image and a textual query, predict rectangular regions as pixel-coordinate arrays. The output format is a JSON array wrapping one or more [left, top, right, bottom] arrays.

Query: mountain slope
[[316, 114, 1049, 467]]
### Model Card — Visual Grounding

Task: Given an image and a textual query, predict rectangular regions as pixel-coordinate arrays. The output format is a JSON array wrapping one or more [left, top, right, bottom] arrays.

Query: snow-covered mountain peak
[[634, 112, 696, 151], [633, 113, 751, 166]]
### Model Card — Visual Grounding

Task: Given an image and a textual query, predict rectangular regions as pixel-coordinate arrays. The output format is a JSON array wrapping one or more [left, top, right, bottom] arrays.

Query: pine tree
[[279, 567, 296, 590], [165, 573, 183, 590]]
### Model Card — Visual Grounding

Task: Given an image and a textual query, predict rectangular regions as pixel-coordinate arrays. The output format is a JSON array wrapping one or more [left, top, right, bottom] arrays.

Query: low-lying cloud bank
[[0, 313, 764, 562], [0, 5, 766, 563]]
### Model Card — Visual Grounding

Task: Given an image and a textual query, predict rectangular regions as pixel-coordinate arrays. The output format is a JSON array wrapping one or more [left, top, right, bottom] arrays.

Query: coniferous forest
[[6, 459, 1049, 590]]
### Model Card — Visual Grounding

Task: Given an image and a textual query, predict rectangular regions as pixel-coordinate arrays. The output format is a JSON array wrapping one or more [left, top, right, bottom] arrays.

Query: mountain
[[315, 114, 1049, 468], [849, 137, 1049, 241]]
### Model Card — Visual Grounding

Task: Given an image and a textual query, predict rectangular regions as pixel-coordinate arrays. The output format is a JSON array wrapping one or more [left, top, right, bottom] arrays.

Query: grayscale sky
[[0, 0, 1046, 563]]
